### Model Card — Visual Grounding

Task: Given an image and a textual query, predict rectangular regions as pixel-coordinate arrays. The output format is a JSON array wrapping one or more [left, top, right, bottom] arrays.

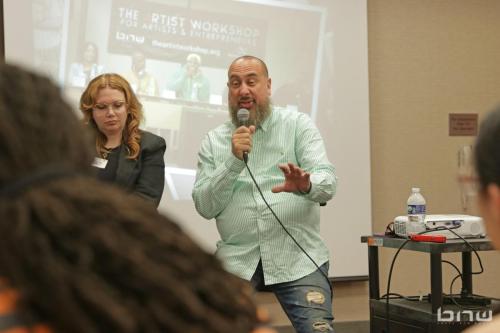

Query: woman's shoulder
[[139, 130, 166, 151]]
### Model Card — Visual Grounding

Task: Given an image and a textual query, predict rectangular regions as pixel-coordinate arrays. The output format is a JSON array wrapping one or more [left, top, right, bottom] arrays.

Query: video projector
[[393, 214, 486, 239]]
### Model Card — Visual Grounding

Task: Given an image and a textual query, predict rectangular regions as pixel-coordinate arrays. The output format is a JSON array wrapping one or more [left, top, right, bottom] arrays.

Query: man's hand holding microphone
[[232, 125, 255, 162], [233, 108, 254, 163]]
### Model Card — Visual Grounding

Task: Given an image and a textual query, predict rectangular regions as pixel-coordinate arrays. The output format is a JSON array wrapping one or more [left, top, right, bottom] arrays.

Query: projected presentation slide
[[9, 1, 374, 278], [24, 0, 328, 200]]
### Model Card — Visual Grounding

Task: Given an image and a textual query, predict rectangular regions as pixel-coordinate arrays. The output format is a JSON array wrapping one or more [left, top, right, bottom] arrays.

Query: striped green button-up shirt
[[192, 107, 337, 284]]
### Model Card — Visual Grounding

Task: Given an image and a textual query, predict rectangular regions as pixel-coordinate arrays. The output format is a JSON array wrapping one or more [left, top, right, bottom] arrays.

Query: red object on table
[[410, 234, 447, 243]]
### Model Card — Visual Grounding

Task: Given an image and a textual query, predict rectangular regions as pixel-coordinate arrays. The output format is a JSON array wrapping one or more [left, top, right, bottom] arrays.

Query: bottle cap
[[412, 187, 420, 192]]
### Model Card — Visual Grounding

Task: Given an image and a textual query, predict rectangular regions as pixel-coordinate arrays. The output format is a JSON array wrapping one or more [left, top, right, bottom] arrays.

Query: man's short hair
[[229, 55, 269, 77]]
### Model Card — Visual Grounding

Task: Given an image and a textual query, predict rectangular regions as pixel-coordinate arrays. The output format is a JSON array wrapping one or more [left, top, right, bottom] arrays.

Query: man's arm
[[272, 113, 337, 203], [192, 132, 247, 219]]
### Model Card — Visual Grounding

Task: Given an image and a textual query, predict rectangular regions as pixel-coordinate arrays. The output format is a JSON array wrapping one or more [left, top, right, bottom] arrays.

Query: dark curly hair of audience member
[[0, 64, 258, 332]]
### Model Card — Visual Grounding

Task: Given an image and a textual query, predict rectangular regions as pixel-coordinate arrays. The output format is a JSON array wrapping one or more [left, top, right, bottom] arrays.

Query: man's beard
[[230, 98, 272, 127]]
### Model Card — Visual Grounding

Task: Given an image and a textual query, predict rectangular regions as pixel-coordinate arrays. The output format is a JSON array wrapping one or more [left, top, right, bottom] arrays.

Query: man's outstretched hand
[[271, 163, 311, 194]]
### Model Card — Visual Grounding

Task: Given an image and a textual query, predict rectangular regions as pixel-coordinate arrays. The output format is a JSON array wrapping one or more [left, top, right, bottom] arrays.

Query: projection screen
[[4, 0, 371, 278]]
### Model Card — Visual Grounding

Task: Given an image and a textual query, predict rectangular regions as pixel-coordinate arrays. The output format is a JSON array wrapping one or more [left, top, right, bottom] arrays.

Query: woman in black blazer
[[80, 73, 166, 207]]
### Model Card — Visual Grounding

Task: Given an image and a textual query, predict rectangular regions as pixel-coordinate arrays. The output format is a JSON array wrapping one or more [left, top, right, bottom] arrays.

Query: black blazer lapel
[[115, 146, 138, 189]]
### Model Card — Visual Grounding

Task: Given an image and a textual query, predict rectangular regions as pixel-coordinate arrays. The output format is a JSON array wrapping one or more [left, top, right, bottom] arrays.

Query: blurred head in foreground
[[0, 63, 265, 333], [474, 106, 500, 247]]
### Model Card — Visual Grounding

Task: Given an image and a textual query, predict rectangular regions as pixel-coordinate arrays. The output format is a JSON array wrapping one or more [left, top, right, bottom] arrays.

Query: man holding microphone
[[192, 55, 337, 333]]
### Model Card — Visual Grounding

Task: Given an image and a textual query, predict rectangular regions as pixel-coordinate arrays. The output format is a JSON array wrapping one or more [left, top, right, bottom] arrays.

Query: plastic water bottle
[[407, 187, 426, 224]]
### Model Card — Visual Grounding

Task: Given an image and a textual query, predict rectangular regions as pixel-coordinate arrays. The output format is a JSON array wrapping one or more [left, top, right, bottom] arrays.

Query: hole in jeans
[[306, 290, 325, 304], [312, 321, 333, 332]]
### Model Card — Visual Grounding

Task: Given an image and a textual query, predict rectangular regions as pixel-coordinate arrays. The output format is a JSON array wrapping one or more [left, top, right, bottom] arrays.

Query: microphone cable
[[243, 159, 333, 299]]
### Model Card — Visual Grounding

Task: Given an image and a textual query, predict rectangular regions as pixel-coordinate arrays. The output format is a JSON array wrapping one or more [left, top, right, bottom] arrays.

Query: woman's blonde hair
[[80, 73, 143, 159]]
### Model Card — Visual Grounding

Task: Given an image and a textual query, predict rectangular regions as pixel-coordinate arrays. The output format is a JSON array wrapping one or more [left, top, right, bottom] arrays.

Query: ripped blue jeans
[[251, 261, 334, 333]]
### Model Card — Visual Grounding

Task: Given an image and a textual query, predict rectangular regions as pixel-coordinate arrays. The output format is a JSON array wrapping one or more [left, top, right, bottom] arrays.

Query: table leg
[[430, 253, 443, 313], [368, 245, 380, 299], [462, 251, 473, 296]]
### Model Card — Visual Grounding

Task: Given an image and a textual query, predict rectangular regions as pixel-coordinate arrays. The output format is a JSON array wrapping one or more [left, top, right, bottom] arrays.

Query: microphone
[[237, 108, 250, 126], [236, 108, 250, 163]]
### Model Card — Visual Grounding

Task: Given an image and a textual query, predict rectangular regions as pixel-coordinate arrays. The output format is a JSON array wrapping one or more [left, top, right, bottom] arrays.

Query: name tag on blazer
[[92, 157, 108, 169]]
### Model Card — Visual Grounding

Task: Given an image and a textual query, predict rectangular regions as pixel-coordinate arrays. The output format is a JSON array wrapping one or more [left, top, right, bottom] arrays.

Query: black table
[[361, 235, 497, 333]]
